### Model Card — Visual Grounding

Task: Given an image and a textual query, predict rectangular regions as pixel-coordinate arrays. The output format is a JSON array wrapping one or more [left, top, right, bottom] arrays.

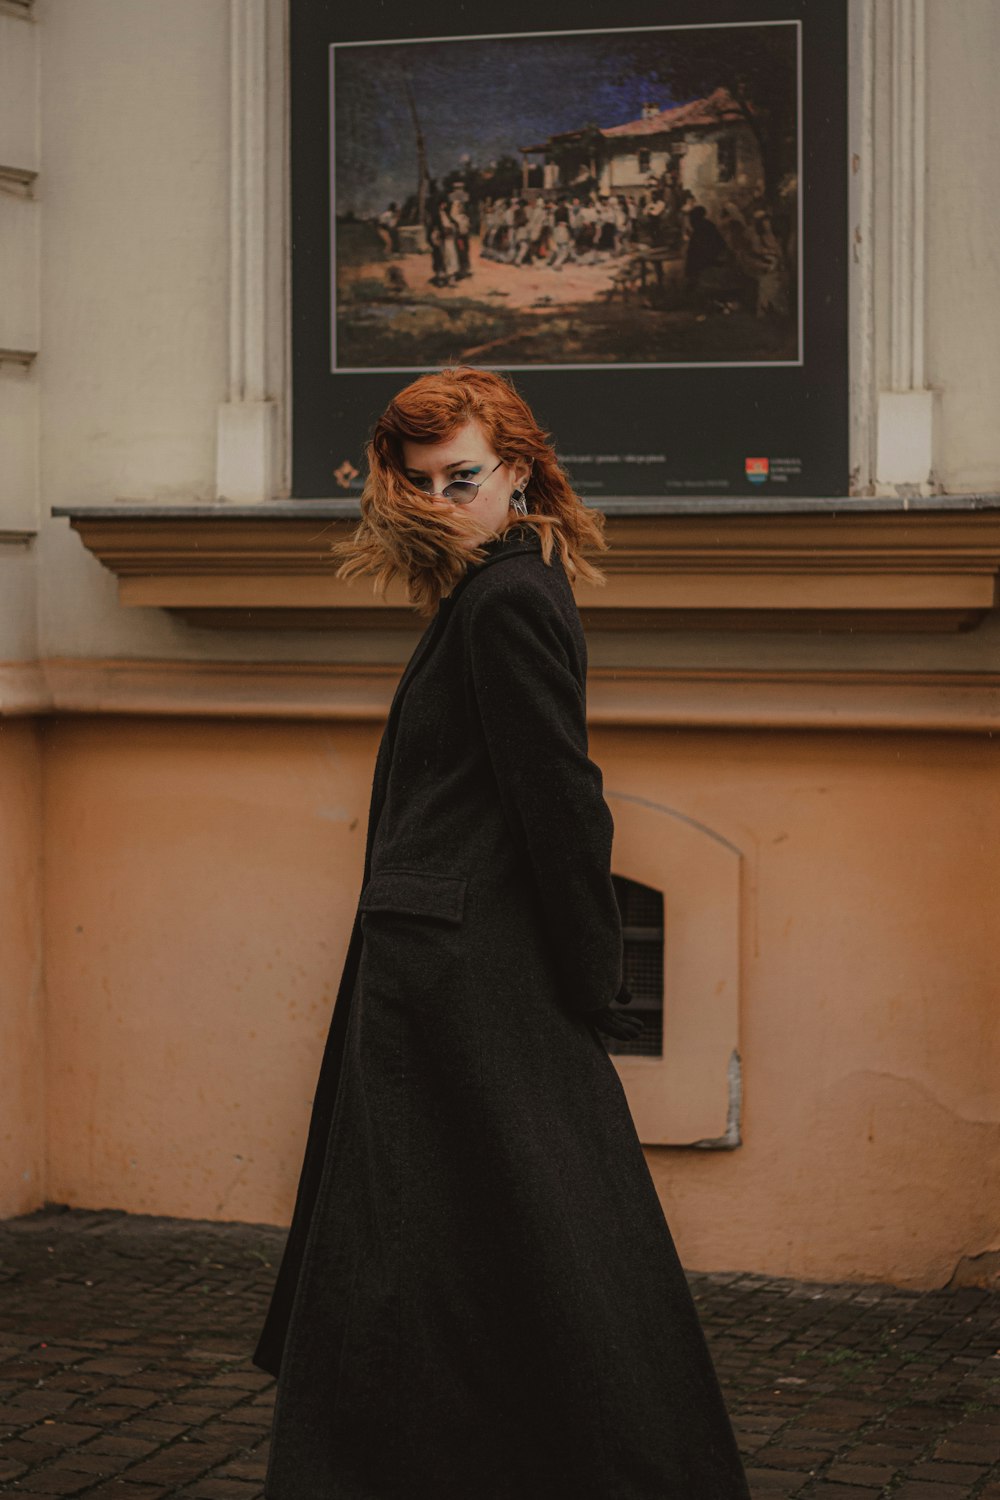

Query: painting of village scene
[[331, 22, 800, 370]]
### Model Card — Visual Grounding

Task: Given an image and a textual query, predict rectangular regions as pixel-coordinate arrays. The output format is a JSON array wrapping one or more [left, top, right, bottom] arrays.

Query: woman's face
[[400, 419, 529, 547]]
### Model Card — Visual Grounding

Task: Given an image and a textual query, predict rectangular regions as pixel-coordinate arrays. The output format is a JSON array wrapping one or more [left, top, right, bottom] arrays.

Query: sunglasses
[[408, 459, 503, 505]]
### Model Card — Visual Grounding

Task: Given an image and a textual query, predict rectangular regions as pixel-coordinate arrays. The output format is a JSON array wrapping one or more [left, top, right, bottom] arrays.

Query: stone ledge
[[50, 507, 1000, 634], [3, 658, 999, 733]]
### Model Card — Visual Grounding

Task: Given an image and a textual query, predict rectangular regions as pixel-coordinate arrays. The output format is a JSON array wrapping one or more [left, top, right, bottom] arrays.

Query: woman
[[252, 367, 751, 1500]]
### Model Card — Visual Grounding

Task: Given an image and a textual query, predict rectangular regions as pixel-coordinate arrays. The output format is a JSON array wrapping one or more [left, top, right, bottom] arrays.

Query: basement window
[[605, 874, 664, 1058]]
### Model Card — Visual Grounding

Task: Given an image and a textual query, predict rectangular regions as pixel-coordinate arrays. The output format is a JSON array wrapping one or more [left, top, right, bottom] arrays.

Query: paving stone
[[188, 1421, 261, 1446], [7, 1467, 101, 1494], [823, 1461, 897, 1485], [745, 1465, 813, 1489], [138, 1401, 222, 1425], [1, 1439, 57, 1466], [204, 1372, 272, 1391], [213, 1408, 270, 1429], [173, 1482, 263, 1494], [93, 1387, 162, 1409], [16, 1423, 103, 1449], [892, 1482, 980, 1499], [43, 1375, 108, 1396], [78, 1436, 161, 1459], [904, 1458, 990, 1482], [848, 1441, 928, 1464], [173, 1485, 262, 1500], [755, 1445, 828, 1468], [52, 1405, 143, 1428], [6, 1392, 79, 1414], [80, 1485, 171, 1499], [123, 1444, 235, 1485], [807, 1487, 881, 1498], [46, 1453, 117, 1476], [933, 1439, 999, 1462], [214, 1457, 266, 1481], [118, 1417, 201, 1441], [123, 1372, 190, 1391]]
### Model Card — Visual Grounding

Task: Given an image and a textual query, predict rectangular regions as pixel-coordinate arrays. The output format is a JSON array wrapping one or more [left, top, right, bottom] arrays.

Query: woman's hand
[[589, 1005, 644, 1042], [589, 982, 642, 1041]]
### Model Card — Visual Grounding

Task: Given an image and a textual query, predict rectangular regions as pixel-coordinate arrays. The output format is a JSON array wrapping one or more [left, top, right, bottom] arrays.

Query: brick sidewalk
[[0, 1206, 998, 1498]]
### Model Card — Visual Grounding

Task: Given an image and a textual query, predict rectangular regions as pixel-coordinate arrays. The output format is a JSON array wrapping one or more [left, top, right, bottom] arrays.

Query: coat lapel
[[362, 530, 542, 881]]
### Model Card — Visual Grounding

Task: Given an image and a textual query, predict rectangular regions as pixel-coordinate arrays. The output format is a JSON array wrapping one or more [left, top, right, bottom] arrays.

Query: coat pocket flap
[[359, 868, 467, 925]]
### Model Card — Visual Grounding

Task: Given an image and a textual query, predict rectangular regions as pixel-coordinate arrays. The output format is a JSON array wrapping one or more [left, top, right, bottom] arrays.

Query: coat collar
[[444, 524, 542, 606]]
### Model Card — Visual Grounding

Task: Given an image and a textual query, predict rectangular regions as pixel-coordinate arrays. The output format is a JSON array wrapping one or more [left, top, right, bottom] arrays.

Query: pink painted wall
[[0, 721, 46, 1218], [592, 726, 1000, 1289], [9, 714, 1000, 1288], [42, 717, 378, 1224]]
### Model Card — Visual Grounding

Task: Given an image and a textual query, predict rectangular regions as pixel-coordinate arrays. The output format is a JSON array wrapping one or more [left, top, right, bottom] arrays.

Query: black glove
[[589, 981, 643, 1041]]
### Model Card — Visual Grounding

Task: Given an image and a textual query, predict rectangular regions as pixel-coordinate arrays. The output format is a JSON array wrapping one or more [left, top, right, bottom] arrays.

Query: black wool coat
[[252, 527, 751, 1500]]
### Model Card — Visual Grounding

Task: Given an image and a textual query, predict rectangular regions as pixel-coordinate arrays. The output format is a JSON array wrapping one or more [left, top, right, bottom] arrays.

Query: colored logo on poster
[[745, 457, 770, 484]]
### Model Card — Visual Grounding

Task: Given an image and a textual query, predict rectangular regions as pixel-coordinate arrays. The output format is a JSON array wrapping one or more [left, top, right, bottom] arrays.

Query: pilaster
[[873, 0, 935, 494], [215, 0, 285, 503]]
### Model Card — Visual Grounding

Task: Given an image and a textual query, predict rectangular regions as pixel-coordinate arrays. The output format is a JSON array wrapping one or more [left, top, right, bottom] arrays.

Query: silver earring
[[511, 488, 528, 515]]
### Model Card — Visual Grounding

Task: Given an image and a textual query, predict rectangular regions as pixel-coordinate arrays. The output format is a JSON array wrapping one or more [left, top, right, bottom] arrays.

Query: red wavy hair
[[332, 367, 608, 616]]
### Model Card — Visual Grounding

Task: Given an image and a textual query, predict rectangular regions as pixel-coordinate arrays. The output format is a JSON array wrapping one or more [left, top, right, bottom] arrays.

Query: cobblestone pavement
[[1, 1206, 998, 1498]]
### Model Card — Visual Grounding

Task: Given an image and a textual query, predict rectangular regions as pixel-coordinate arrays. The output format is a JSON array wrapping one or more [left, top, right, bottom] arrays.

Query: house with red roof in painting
[[519, 87, 769, 214]]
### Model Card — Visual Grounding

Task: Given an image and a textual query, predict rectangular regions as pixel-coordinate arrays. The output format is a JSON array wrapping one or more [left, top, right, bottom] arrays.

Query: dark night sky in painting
[[332, 24, 787, 217]]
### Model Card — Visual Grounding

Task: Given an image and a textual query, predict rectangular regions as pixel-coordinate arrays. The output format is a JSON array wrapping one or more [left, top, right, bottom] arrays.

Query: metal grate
[[604, 874, 664, 1058]]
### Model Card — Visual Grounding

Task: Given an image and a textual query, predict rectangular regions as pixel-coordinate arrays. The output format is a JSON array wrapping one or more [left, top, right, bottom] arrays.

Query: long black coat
[[252, 527, 750, 1500]]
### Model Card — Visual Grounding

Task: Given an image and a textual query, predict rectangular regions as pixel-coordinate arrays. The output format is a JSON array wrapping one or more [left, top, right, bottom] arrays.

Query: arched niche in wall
[[605, 791, 742, 1149]]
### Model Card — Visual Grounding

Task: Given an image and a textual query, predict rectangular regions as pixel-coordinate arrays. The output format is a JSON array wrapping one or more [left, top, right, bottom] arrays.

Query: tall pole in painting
[[402, 71, 430, 231]]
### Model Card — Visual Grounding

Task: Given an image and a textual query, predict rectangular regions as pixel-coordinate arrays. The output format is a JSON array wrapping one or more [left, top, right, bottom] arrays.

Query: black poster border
[[290, 0, 849, 503]]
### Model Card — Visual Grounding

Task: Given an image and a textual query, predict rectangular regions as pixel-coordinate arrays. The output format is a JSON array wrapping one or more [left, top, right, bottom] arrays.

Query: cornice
[[53, 508, 1000, 633]]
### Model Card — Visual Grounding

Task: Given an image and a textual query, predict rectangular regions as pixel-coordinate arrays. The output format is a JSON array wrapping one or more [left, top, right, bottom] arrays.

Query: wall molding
[[3, 657, 999, 734], [53, 508, 1000, 633]]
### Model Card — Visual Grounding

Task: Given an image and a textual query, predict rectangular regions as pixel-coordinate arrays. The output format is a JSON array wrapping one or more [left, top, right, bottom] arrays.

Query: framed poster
[[291, 0, 849, 501]]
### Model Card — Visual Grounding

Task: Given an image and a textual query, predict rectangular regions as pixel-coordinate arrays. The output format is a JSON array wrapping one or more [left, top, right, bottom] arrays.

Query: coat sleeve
[[468, 576, 626, 1017]]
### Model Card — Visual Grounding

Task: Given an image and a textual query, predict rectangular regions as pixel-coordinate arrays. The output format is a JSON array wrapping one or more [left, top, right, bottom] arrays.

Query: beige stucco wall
[[0, 547, 38, 663], [40, 716, 377, 1224], [608, 725, 1000, 1287], [29, 716, 1000, 1288], [0, 722, 45, 1219]]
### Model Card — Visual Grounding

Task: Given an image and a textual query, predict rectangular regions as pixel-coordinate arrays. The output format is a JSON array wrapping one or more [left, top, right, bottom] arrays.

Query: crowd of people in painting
[[374, 167, 795, 319]]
